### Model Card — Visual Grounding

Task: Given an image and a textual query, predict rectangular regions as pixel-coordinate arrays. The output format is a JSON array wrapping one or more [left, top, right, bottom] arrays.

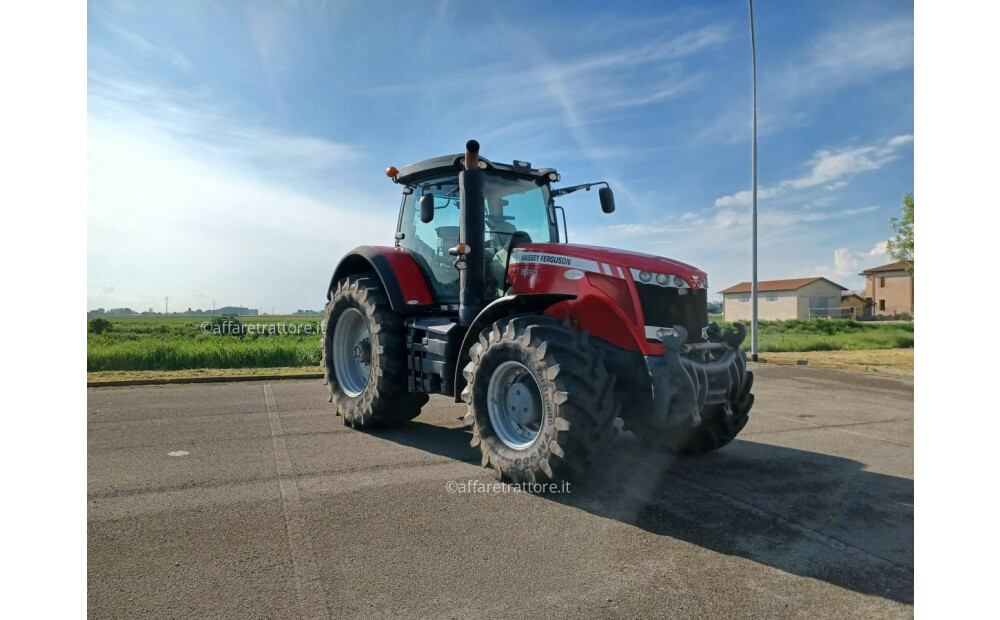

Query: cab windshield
[[482, 175, 555, 246], [398, 174, 556, 302]]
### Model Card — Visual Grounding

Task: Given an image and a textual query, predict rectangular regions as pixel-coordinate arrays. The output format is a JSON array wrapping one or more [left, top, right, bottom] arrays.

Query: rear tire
[[322, 274, 428, 427], [461, 316, 620, 484]]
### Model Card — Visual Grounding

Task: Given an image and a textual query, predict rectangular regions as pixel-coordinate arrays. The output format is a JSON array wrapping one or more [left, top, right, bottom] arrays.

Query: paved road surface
[[88, 365, 913, 619]]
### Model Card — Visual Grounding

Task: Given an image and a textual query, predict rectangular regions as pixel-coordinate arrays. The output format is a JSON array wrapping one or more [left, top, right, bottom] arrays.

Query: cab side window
[[399, 179, 462, 302]]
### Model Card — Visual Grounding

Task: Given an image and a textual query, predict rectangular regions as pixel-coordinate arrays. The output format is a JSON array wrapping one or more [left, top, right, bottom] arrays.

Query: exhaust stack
[[458, 139, 486, 325]]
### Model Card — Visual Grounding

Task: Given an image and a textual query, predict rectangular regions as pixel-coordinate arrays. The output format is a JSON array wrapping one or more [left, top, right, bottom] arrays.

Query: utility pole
[[212, 300, 216, 316], [165, 296, 169, 316], [749, 0, 759, 362]]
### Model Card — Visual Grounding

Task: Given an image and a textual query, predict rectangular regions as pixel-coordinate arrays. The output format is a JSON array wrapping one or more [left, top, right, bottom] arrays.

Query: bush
[[89, 318, 113, 334]]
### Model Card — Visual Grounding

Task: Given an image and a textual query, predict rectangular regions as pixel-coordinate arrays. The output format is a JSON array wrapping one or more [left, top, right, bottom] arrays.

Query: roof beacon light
[[386, 166, 398, 178]]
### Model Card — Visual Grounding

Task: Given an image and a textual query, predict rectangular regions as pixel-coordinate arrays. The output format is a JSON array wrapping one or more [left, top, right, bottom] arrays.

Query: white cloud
[[87, 115, 388, 313], [778, 15, 913, 99], [714, 135, 913, 207], [887, 135, 915, 149], [833, 248, 859, 275], [865, 240, 888, 257], [829, 241, 889, 277], [789, 146, 882, 189], [605, 205, 880, 250], [97, 18, 192, 70], [582, 202, 887, 299], [697, 14, 913, 145], [714, 186, 782, 208], [88, 74, 362, 189]]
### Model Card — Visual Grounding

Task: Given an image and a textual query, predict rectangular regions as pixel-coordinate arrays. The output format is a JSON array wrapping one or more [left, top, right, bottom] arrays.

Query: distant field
[[87, 315, 913, 372], [708, 317, 914, 352], [87, 316, 324, 372]]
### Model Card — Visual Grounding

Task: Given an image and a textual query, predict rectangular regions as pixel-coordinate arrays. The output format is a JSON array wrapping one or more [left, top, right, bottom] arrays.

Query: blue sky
[[87, 0, 913, 313]]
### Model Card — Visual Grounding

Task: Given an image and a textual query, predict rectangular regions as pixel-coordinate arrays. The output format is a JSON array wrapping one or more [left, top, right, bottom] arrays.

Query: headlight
[[673, 275, 686, 287], [655, 273, 669, 285], [656, 328, 677, 339], [639, 271, 652, 282]]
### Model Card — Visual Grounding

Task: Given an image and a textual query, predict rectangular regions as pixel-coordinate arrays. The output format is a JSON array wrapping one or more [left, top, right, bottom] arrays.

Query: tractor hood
[[511, 243, 708, 289]]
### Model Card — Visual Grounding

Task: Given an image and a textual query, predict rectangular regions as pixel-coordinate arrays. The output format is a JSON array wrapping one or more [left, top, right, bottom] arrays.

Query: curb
[[88, 373, 325, 388], [755, 357, 913, 378]]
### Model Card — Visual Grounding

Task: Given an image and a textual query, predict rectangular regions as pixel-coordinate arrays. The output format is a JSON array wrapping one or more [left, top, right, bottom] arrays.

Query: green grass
[[709, 317, 914, 352], [87, 316, 324, 371], [87, 315, 913, 372]]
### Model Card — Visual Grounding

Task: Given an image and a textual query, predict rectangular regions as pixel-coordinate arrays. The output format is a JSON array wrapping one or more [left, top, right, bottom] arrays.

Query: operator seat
[[488, 223, 531, 296], [436, 226, 460, 257]]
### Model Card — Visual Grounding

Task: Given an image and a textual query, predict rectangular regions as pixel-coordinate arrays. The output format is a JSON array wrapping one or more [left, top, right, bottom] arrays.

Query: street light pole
[[749, 0, 759, 362]]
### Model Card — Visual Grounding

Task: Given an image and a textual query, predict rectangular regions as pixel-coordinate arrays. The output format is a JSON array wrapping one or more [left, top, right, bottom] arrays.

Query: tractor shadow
[[374, 420, 914, 605]]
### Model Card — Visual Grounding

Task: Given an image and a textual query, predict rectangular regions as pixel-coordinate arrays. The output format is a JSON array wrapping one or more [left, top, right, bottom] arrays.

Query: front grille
[[635, 284, 708, 342]]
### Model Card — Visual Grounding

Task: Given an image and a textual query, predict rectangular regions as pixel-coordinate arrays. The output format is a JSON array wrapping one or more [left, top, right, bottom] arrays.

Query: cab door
[[397, 178, 462, 303]]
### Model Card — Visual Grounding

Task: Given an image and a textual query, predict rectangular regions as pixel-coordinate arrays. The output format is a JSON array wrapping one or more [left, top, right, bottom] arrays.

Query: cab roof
[[393, 154, 558, 186]]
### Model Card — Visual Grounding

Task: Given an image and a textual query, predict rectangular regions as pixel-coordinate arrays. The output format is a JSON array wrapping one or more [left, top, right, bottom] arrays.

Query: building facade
[[841, 292, 867, 319], [720, 277, 847, 322], [860, 260, 913, 317]]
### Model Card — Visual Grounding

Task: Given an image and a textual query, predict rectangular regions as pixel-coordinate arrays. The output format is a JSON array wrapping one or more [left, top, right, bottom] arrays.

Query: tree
[[886, 192, 913, 272], [89, 318, 113, 334]]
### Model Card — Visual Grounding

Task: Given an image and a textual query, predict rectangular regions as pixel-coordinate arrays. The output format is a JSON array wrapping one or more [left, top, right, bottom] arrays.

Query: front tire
[[322, 274, 428, 427], [461, 316, 620, 484]]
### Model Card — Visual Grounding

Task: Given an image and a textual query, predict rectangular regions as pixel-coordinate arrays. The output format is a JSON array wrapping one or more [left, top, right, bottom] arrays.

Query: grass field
[[88, 314, 913, 372], [710, 317, 914, 352], [87, 316, 323, 372]]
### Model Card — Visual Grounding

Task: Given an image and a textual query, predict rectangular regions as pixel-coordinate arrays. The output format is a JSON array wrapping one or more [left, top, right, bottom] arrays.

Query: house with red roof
[[860, 260, 913, 317], [719, 277, 847, 322]]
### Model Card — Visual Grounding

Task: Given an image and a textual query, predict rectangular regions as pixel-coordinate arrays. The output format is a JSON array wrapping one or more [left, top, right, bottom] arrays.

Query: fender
[[328, 245, 435, 313], [452, 293, 576, 402]]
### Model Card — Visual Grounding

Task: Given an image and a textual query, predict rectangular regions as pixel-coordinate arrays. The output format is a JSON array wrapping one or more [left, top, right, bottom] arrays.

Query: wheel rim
[[332, 308, 372, 397], [486, 361, 543, 449]]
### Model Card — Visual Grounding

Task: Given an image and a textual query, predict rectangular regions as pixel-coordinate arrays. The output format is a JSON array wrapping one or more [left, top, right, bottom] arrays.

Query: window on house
[[879, 299, 886, 311], [879, 277, 885, 287], [739, 296, 749, 303], [765, 295, 777, 302]]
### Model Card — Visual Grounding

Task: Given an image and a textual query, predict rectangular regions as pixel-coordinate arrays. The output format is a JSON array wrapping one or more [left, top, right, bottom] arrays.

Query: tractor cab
[[392, 155, 559, 302]]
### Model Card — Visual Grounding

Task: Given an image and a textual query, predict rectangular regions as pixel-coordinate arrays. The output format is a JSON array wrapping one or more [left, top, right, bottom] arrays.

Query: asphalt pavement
[[88, 364, 913, 619]]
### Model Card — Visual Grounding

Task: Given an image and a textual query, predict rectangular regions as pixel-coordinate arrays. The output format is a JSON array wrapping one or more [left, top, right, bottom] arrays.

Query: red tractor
[[323, 140, 754, 484]]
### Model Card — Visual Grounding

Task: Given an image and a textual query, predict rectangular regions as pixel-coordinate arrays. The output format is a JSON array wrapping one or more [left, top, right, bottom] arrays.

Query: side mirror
[[419, 193, 435, 223], [599, 186, 615, 214]]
